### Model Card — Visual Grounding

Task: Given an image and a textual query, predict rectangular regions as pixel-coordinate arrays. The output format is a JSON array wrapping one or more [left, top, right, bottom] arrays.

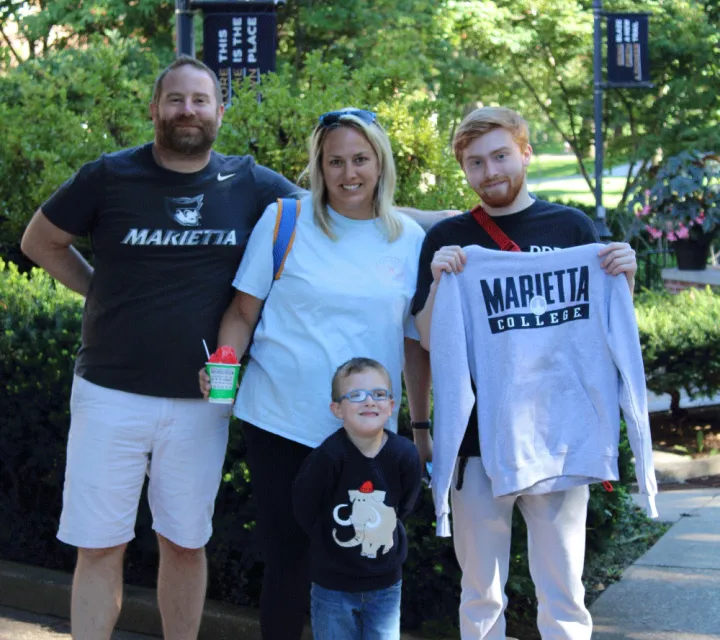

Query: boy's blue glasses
[[318, 109, 377, 127], [336, 388, 393, 403]]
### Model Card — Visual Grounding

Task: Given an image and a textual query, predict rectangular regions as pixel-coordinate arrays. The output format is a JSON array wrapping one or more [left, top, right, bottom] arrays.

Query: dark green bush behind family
[[1, 259, 693, 633]]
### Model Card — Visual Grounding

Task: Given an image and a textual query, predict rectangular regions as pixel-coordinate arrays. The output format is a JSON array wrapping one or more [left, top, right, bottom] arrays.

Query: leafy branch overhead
[[0, 0, 718, 246]]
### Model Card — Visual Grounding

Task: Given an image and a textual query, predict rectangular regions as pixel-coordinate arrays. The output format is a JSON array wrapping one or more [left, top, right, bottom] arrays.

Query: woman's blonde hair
[[452, 107, 530, 165], [302, 110, 402, 242]]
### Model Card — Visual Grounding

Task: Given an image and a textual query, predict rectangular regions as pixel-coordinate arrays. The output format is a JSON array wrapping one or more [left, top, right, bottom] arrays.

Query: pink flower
[[646, 226, 663, 240], [676, 225, 689, 239], [635, 204, 651, 218], [667, 231, 677, 242]]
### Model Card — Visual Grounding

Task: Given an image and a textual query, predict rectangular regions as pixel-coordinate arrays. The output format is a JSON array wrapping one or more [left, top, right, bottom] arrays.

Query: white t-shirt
[[232, 195, 425, 447]]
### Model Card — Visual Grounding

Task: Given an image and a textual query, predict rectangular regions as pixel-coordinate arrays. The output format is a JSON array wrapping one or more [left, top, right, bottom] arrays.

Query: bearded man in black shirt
[[20, 55, 296, 640]]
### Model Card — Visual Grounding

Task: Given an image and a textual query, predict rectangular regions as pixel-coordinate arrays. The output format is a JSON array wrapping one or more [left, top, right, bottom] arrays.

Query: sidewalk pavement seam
[[590, 490, 720, 639], [634, 563, 720, 570]]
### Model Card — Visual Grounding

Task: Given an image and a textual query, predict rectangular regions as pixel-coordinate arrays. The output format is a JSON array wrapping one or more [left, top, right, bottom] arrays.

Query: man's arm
[[415, 246, 468, 349], [21, 209, 93, 297], [598, 242, 637, 296], [397, 443, 423, 521], [397, 207, 462, 231], [404, 338, 432, 466], [415, 283, 438, 351]]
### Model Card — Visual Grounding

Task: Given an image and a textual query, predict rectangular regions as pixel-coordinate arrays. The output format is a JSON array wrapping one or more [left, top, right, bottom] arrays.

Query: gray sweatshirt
[[429, 244, 658, 537]]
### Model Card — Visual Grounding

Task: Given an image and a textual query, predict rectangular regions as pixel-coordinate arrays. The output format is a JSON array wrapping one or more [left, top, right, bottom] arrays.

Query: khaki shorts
[[58, 375, 230, 549]]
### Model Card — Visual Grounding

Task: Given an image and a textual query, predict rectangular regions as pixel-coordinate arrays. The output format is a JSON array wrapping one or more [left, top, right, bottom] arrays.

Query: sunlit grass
[[528, 154, 594, 181], [531, 176, 626, 208]]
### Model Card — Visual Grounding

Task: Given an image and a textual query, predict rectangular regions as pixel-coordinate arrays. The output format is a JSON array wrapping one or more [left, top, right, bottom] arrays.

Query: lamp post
[[593, 0, 612, 238], [176, 0, 195, 57]]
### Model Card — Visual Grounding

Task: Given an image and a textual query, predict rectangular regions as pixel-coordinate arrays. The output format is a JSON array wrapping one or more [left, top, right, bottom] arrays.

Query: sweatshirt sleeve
[[429, 272, 477, 536], [292, 449, 335, 536], [605, 275, 658, 518]]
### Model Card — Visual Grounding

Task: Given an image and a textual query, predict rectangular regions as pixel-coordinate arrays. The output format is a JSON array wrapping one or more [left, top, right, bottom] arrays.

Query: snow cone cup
[[205, 362, 240, 404]]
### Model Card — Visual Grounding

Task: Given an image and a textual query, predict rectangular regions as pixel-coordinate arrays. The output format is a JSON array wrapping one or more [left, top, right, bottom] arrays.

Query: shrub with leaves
[[0, 260, 82, 566], [635, 286, 720, 412]]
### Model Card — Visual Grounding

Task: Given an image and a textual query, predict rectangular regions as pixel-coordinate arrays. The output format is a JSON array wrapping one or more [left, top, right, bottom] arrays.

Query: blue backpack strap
[[272, 198, 300, 280]]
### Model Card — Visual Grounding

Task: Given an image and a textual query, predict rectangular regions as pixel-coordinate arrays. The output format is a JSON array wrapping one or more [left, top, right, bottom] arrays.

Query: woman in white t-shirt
[[200, 108, 431, 639]]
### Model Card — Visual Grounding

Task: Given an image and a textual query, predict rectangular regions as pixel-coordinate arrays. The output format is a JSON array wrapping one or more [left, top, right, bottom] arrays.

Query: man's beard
[[156, 115, 218, 155], [477, 170, 525, 208]]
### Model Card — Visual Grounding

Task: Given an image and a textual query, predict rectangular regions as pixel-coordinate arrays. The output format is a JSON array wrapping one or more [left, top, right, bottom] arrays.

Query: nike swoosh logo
[[217, 173, 236, 182]]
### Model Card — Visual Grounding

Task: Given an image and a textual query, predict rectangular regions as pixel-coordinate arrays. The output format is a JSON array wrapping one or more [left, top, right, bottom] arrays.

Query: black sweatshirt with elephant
[[292, 428, 422, 592]]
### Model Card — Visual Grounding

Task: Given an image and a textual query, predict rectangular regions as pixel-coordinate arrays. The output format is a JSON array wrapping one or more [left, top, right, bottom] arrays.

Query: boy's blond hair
[[452, 107, 530, 164], [331, 357, 392, 403]]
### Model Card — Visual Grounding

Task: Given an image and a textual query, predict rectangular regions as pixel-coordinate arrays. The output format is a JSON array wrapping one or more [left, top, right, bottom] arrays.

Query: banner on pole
[[203, 12, 276, 105], [606, 13, 650, 85]]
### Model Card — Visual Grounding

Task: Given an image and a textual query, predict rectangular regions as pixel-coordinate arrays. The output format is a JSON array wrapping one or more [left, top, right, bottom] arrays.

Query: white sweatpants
[[451, 457, 592, 640]]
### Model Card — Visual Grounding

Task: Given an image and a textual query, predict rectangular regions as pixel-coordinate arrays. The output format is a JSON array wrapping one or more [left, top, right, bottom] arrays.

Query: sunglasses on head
[[318, 109, 377, 127]]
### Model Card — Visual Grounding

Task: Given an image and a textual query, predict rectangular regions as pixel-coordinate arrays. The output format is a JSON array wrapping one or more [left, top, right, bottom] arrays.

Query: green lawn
[[531, 176, 626, 209], [525, 154, 628, 208], [527, 154, 594, 181]]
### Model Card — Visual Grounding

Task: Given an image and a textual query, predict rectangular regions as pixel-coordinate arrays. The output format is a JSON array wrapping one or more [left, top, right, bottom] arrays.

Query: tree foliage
[[219, 52, 472, 212], [270, 0, 719, 227], [0, 0, 175, 61], [3, 0, 717, 203], [0, 36, 157, 258]]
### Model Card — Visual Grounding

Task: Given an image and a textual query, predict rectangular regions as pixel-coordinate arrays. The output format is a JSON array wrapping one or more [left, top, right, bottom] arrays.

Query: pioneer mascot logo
[[480, 266, 590, 334], [121, 190, 237, 246], [166, 194, 204, 227]]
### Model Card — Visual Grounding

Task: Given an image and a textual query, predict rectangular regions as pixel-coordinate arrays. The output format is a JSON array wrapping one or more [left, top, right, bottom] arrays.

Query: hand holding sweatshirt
[[429, 244, 658, 537]]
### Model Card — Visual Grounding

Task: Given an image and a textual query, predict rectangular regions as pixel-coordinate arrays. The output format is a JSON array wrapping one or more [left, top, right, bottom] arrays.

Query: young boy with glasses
[[293, 357, 422, 640]]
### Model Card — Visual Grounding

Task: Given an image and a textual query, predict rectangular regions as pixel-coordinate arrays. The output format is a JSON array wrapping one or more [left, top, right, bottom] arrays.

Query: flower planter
[[673, 237, 711, 270], [627, 151, 719, 262]]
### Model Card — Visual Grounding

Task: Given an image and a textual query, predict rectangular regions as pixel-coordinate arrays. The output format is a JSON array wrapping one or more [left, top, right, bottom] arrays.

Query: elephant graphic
[[332, 480, 397, 558]]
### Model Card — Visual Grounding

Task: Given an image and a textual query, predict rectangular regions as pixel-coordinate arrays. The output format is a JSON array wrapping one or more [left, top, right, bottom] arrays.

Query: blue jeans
[[311, 580, 402, 640]]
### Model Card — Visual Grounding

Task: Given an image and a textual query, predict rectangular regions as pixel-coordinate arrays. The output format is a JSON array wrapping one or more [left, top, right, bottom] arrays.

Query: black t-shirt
[[292, 429, 422, 592], [412, 199, 599, 456], [42, 143, 296, 397]]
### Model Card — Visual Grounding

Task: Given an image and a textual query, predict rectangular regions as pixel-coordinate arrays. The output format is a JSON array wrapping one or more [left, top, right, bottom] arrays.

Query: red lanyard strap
[[470, 204, 521, 252]]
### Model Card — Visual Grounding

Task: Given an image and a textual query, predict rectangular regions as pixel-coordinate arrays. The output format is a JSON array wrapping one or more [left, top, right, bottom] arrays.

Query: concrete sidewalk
[[590, 488, 720, 639], [0, 605, 155, 639]]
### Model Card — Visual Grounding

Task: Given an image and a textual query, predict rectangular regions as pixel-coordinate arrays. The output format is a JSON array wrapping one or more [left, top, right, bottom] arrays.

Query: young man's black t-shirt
[[42, 143, 296, 398], [412, 199, 599, 456]]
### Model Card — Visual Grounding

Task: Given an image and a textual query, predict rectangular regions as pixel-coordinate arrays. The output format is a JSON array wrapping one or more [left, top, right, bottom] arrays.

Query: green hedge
[[635, 287, 720, 410], [1, 260, 657, 634]]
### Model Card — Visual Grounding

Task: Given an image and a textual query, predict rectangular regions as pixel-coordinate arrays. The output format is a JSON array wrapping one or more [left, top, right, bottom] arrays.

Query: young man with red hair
[[412, 107, 644, 639]]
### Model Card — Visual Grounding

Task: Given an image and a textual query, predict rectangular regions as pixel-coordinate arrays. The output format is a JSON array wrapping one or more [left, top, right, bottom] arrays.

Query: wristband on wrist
[[411, 420, 432, 430]]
